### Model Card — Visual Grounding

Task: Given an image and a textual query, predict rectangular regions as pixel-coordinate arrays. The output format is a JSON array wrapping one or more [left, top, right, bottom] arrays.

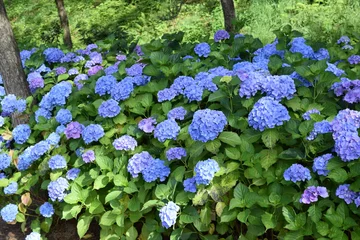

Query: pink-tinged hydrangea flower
[[82, 150, 95, 163], [189, 109, 227, 142], [194, 159, 219, 185], [249, 97, 290, 131], [299, 186, 328, 204], [159, 201, 180, 229], [138, 117, 157, 133], [283, 164, 311, 182], [113, 135, 137, 151], [154, 119, 180, 142], [64, 121, 83, 139]]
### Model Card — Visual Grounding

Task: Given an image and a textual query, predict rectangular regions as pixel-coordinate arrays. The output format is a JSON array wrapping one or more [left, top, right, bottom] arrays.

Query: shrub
[[2, 26, 360, 239]]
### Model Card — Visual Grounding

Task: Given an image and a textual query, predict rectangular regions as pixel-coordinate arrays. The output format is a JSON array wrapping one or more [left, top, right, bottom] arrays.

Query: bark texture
[[55, 0, 73, 49], [220, 0, 236, 32], [0, 0, 31, 126]]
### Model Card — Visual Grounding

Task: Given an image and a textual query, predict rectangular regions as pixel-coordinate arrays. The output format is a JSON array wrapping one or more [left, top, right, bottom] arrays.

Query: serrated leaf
[[261, 212, 276, 230], [218, 131, 241, 147], [205, 139, 221, 154], [261, 129, 279, 148]]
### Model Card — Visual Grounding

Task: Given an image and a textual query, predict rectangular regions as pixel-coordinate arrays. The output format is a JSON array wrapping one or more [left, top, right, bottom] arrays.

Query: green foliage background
[[5, 0, 360, 49]]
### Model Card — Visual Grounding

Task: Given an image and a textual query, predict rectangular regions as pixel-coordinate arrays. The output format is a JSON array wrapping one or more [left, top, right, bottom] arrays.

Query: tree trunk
[[0, 0, 31, 126], [220, 0, 236, 33], [55, 0, 73, 49]]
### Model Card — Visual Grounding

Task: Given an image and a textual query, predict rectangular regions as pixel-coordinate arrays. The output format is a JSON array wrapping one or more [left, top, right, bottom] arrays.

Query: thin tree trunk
[[220, 0, 236, 33], [55, 0, 73, 49], [0, 0, 31, 126]]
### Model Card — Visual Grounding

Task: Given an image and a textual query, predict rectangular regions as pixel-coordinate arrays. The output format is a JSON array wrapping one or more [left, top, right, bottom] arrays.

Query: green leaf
[[141, 200, 163, 211], [316, 221, 329, 236], [259, 149, 278, 170], [113, 174, 128, 187], [58, 74, 69, 81], [189, 141, 205, 158], [328, 168, 348, 183], [282, 206, 296, 224], [77, 213, 93, 238], [261, 129, 279, 148], [208, 90, 227, 102], [171, 166, 185, 182], [124, 182, 138, 194], [205, 139, 221, 154], [261, 212, 276, 230], [113, 113, 127, 125], [237, 209, 251, 223], [99, 211, 117, 226], [95, 155, 113, 172], [143, 64, 161, 77], [105, 191, 122, 204], [170, 228, 182, 240], [218, 131, 241, 147], [155, 184, 170, 199], [308, 205, 322, 223], [220, 207, 238, 222], [200, 206, 211, 226], [150, 51, 169, 65], [234, 182, 249, 200], [125, 226, 138, 240], [93, 175, 109, 190], [16, 213, 25, 222], [225, 147, 241, 160], [278, 148, 305, 160], [268, 55, 283, 73]]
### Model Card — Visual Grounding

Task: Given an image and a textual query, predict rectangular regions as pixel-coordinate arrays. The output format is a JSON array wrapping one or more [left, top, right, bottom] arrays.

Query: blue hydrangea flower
[[333, 132, 360, 162], [47, 177, 69, 201], [290, 71, 312, 87], [82, 124, 104, 144], [303, 109, 321, 121], [0, 204, 18, 223], [0, 153, 11, 170], [66, 168, 80, 180], [29, 78, 44, 92], [4, 182, 18, 195], [56, 125, 66, 134], [154, 119, 180, 142], [194, 43, 211, 58], [43, 48, 64, 63], [194, 159, 220, 185], [283, 164, 311, 182], [113, 135, 137, 151], [263, 75, 296, 100], [142, 158, 170, 182], [98, 99, 121, 118], [1, 94, 26, 114], [105, 63, 119, 75], [214, 30, 230, 42], [171, 76, 194, 95], [46, 132, 60, 146], [248, 97, 290, 131], [183, 55, 194, 60], [189, 109, 227, 142], [39, 81, 72, 111], [12, 124, 31, 144], [68, 68, 79, 75], [195, 72, 218, 92], [82, 150, 95, 163], [95, 75, 117, 96], [307, 120, 332, 140], [253, 39, 284, 59], [39, 202, 54, 217], [326, 62, 345, 77], [157, 88, 177, 102], [134, 45, 144, 56], [238, 70, 270, 98], [126, 63, 145, 76], [313, 48, 330, 61], [110, 77, 134, 101], [25, 232, 41, 240], [159, 201, 180, 229], [183, 83, 203, 102], [289, 37, 314, 59], [138, 117, 157, 133], [337, 36, 350, 45], [30, 141, 50, 160], [313, 154, 332, 176], [35, 108, 52, 123], [127, 151, 153, 178], [17, 146, 35, 171], [48, 155, 67, 170], [76, 147, 85, 157], [342, 44, 353, 50], [166, 147, 186, 161], [0, 173, 5, 179], [55, 109, 72, 125], [55, 66, 67, 75], [132, 75, 151, 86], [355, 196, 360, 207], [336, 184, 356, 204], [74, 74, 88, 90], [299, 186, 328, 204], [348, 55, 360, 64], [183, 177, 197, 193]]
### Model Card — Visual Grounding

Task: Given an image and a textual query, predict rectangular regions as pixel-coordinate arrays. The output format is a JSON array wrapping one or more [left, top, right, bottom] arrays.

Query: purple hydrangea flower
[[48, 155, 67, 170], [74, 74, 88, 90], [299, 186, 329, 204], [159, 201, 180, 229], [134, 45, 144, 56], [82, 124, 104, 144], [127, 151, 153, 178], [47, 177, 69, 201], [116, 54, 127, 61], [113, 135, 137, 151], [64, 121, 83, 139], [88, 65, 103, 76], [194, 43, 211, 58], [214, 30, 230, 42], [336, 184, 356, 204], [55, 66, 67, 75], [98, 99, 121, 118], [39, 202, 54, 217], [348, 55, 360, 64], [313, 154, 332, 176], [0, 204, 18, 223], [283, 164, 311, 182], [138, 117, 157, 133], [189, 109, 227, 142], [82, 150, 95, 163], [166, 147, 186, 161], [66, 168, 80, 180], [29, 77, 44, 92], [12, 124, 31, 144], [194, 159, 220, 185], [154, 119, 180, 142], [183, 177, 197, 193]]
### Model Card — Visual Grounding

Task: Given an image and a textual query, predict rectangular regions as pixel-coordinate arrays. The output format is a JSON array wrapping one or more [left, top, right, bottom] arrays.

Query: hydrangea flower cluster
[[43, 48, 64, 63], [312, 154, 332, 176], [64, 121, 83, 139], [325, 62, 345, 77], [82, 150, 95, 163], [74, 74, 88, 90], [98, 99, 121, 118], [167, 107, 187, 120], [283, 164, 311, 182], [214, 30, 230, 42], [127, 151, 170, 182], [0, 204, 18, 222], [47, 177, 69, 201], [82, 124, 104, 144], [95, 75, 117, 96], [348, 55, 360, 65], [12, 124, 31, 144], [336, 184, 356, 204], [303, 109, 321, 120], [183, 177, 197, 193], [189, 109, 227, 142], [193, 159, 220, 185], [39, 202, 54, 217], [1, 94, 26, 115], [46, 132, 60, 146], [111, 77, 134, 101], [138, 117, 157, 133], [154, 119, 180, 142], [307, 120, 332, 140], [194, 43, 211, 58], [289, 37, 314, 59], [55, 109, 72, 125], [4, 182, 18, 195], [25, 232, 41, 240], [66, 168, 80, 180], [337, 36, 350, 45], [331, 78, 360, 104], [113, 135, 137, 151], [159, 201, 180, 229], [299, 186, 329, 204], [39, 81, 72, 111], [48, 155, 67, 170], [248, 97, 290, 131], [166, 147, 186, 161], [0, 153, 11, 170]]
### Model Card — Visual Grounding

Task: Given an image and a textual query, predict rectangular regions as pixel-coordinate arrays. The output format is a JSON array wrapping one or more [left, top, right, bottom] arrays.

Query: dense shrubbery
[[2, 25, 360, 239]]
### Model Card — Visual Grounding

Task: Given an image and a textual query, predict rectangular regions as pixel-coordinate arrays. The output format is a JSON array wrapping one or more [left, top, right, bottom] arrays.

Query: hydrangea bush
[[1, 26, 360, 239]]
